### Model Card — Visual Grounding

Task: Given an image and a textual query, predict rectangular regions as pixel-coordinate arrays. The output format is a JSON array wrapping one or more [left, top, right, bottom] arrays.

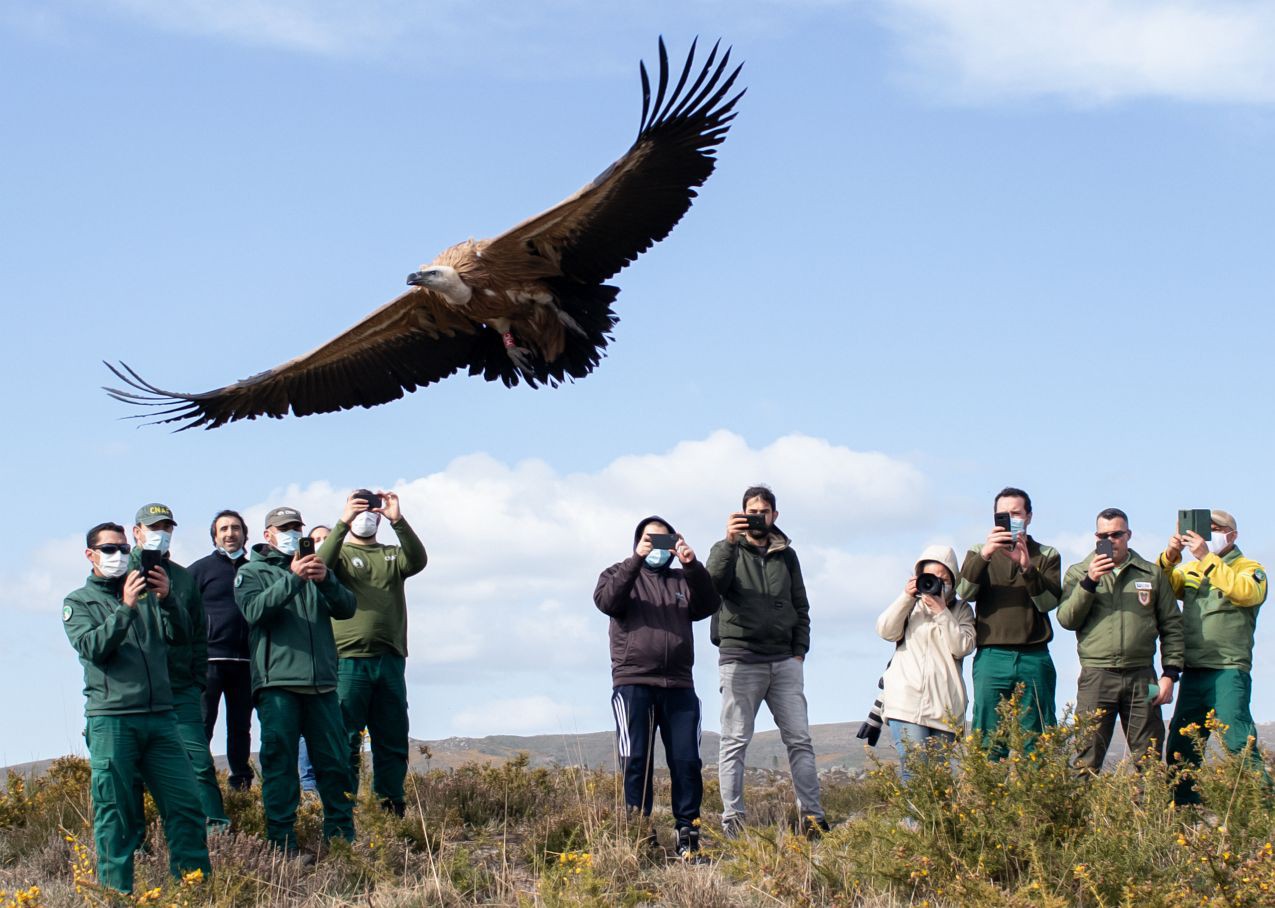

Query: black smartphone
[[746, 514, 768, 534], [1177, 509, 1212, 540], [1095, 539, 1114, 560], [297, 537, 315, 559], [648, 533, 679, 550], [140, 548, 164, 585], [994, 512, 1012, 532], [365, 493, 383, 509]]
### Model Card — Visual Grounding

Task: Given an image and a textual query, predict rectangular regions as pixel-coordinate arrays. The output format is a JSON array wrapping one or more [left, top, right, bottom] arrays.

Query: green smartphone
[[1178, 509, 1212, 540], [1147, 682, 1159, 703]]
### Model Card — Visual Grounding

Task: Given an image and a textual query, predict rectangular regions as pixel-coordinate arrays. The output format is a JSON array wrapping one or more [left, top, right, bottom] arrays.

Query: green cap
[[135, 503, 177, 527]]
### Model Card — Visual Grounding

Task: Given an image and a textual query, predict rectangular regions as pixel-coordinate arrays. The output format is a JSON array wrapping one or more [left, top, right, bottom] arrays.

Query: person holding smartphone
[[956, 487, 1063, 751], [234, 506, 357, 856], [707, 485, 828, 839], [1057, 508, 1183, 772], [317, 489, 427, 818], [594, 516, 719, 858], [127, 504, 231, 833], [1159, 510, 1270, 805], [875, 546, 976, 780], [62, 521, 210, 893]]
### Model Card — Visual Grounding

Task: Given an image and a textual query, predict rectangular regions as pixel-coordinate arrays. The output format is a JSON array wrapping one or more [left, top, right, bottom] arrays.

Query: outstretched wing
[[484, 36, 745, 284], [104, 289, 483, 431]]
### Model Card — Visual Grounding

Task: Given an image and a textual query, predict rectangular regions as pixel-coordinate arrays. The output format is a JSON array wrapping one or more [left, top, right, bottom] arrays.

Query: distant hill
[[8, 721, 1275, 782]]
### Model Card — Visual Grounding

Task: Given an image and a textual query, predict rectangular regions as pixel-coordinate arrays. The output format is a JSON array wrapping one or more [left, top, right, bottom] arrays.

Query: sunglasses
[[92, 544, 132, 555], [1095, 531, 1128, 540]]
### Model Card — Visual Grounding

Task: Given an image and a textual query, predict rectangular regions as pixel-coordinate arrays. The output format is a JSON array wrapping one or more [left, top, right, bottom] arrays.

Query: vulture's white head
[[405, 265, 472, 306]]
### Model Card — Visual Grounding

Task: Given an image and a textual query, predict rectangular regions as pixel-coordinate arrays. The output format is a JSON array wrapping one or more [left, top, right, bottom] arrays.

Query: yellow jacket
[[1158, 546, 1266, 672]]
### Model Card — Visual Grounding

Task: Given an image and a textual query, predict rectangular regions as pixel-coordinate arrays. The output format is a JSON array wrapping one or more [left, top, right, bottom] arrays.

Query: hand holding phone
[[648, 533, 679, 550], [140, 549, 164, 587]]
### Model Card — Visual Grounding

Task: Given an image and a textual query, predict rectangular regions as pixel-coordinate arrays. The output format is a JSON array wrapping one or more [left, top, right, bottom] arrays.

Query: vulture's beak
[[405, 272, 427, 287]]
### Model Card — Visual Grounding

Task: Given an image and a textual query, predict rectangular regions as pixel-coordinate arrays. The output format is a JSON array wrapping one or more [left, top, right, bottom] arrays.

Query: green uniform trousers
[[971, 646, 1057, 744], [257, 689, 355, 850], [338, 653, 409, 808], [1166, 668, 1271, 804], [87, 712, 210, 893], [171, 688, 230, 828], [1075, 666, 1163, 772]]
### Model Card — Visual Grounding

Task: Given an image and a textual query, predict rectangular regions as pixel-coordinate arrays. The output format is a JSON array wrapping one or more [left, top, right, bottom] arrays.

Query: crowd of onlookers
[[62, 483, 1268, 892]]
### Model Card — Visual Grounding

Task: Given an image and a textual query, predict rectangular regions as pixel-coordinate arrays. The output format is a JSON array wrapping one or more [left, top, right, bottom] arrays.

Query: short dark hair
[[1097, 507, 1129, 525], [86, 522, 125, 548], [741, 485, 777, 510], [994, 487, 1032, 515], [209, 509, 247, 541], [308, 526, 330, 540]]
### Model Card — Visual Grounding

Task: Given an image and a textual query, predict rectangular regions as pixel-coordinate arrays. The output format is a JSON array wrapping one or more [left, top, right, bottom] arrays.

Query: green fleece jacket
[[1058, 550, 1184, 674], [956, 537, 1062, 648], [62, 572, 191, 716], [233, 543, 357, 693], [706, 531, 810, 658], [128, 548, 206, 693], [317, 516, 427, 658]]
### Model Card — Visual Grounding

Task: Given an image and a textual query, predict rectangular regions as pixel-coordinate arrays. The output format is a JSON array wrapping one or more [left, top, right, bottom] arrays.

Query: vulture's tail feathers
[[102, 361, 209, 431]]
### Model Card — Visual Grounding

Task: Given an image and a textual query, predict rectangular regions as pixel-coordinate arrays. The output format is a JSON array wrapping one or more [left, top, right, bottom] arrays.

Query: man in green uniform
[[1058, 508, 1184, 772], [130, 503, 229, 831], [1159, 509, 1269, 804], [234, 506, 358, 853], [63, 522, 210, 893], [956, 487, 1062, 747], [318, 489, 426, 816]]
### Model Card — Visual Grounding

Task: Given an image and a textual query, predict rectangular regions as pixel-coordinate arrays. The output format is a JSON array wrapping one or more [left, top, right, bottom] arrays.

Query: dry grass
[[1, 704, 1273, 907]]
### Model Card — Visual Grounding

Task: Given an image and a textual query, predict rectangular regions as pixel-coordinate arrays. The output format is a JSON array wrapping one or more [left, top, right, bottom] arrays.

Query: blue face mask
[[1009, 517, 1026, 542], [218, 546, 245, 560], [645, 549, 673, 569], [273, 529, 301, 556]]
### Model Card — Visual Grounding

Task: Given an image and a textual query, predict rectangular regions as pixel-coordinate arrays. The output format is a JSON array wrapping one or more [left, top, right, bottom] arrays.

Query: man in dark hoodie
[[707, 485, 828, 838], [594, 516, 719, 858], [190, 509, 255, 792]]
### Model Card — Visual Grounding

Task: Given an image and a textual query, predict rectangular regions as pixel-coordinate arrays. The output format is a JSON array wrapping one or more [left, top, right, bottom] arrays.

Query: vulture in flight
[[105, 38, 744, 430]]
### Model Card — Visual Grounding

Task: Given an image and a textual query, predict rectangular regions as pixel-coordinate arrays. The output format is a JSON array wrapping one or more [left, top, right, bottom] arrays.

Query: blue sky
[[3, 0, 1275, 764]]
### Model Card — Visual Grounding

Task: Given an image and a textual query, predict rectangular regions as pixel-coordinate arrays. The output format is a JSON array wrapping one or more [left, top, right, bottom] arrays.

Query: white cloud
[[879, 0, 1275, 105]]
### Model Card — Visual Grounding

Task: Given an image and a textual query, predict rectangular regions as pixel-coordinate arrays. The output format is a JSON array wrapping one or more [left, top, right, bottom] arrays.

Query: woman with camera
[[874, 545, 976, 779]]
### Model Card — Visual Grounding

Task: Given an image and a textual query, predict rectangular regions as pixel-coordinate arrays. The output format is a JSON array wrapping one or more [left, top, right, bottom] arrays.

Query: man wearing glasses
[[62, 522, 210, 893], [1159, 510, 1269, 804], [1057, 508, 1183, 772]]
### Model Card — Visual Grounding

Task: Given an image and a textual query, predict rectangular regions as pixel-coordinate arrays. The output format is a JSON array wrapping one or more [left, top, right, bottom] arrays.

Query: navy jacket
[[189, 550, 250, 660]]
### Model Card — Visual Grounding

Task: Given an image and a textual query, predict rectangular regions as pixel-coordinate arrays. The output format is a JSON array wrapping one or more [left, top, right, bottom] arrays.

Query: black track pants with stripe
[[611, 684, 702, 827]]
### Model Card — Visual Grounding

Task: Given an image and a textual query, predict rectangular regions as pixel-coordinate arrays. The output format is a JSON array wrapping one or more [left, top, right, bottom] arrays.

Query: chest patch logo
[[353, 557, 366, 569], [62, 604, 73, 622], [1135, 581, 1152, 606], [234, 574, 243, 587]]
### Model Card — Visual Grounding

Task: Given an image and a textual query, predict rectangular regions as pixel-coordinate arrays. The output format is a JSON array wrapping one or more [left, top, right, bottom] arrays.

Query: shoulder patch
[[62, 604, 73, 622], [1255, 569, 1266, 584], [234, 574, 244, 587]]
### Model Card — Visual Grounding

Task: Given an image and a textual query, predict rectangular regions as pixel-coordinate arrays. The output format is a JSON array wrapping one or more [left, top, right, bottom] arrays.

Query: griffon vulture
[[104, 38, 744, 430]]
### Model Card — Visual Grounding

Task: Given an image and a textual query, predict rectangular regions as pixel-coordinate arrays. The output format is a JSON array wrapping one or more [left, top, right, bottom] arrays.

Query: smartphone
[[297, 536, 315, 559], [140, 548, 164, 585], [1177, 509, 1212, 540], [648, 533, 679, 550], [746, 514, 768, 534], [1095, 539, 1114, 560], [364, 493, 383, 510], [994, 511, 1013, 545]]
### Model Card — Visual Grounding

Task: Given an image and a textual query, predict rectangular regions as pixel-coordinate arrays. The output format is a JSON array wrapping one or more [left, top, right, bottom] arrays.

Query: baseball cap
[[1211, 510, 1237, 533], [136, 503, 177, 527], [265, 506, 303, 529]]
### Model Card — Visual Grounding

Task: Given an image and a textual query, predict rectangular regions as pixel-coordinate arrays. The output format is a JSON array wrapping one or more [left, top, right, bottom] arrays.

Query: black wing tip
[[101, 360, 214, 431], [638, 36, 745, 137]]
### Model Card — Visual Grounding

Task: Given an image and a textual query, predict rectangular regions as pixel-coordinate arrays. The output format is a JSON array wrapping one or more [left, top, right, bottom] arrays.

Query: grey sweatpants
[[718, 658, 824, 824]]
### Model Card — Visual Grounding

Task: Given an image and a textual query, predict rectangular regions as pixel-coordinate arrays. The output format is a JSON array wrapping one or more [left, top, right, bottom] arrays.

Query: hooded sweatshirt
[[593, 516, 720, 687], [875, 545, 976, 733]]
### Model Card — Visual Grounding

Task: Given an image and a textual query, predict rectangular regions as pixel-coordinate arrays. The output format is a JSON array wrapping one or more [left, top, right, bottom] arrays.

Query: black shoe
[[676, 825, 701, 859], [380, 798, 406, 817], [801, 816, 830, 840]]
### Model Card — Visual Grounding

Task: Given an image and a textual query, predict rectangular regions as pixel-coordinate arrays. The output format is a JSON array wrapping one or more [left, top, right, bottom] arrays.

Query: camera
[[745, 513, 768, 534], [916, 573, 945, 597]]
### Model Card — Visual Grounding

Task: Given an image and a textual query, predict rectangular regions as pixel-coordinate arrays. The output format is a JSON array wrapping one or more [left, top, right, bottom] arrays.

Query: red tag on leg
[[502, 332, 516, 349]]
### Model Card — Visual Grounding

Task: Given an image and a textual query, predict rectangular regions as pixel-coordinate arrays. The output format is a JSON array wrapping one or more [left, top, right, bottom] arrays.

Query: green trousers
[[338, 654, 409, 808], [257, 688, 354, 850], [1166, 668, 1271, 804], [87, 712, 210, 893], [171, 688, 230, 828], [971, 646, 1056, 746], [1075, 666, 1163, 772]]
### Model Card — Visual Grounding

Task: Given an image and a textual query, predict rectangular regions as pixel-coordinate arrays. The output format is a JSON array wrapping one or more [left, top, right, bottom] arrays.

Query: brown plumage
[[104, 37, 745, 430]]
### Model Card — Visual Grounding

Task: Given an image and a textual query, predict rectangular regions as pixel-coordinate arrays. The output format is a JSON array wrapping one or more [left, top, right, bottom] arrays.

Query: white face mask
[[350, 512, 380, 539], [1207, 532, 1232, 556], [98, 550, 129, 579], [218, 546, 245, 560], [273, 529, 301, 556], [142, 528, 171, 554]]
